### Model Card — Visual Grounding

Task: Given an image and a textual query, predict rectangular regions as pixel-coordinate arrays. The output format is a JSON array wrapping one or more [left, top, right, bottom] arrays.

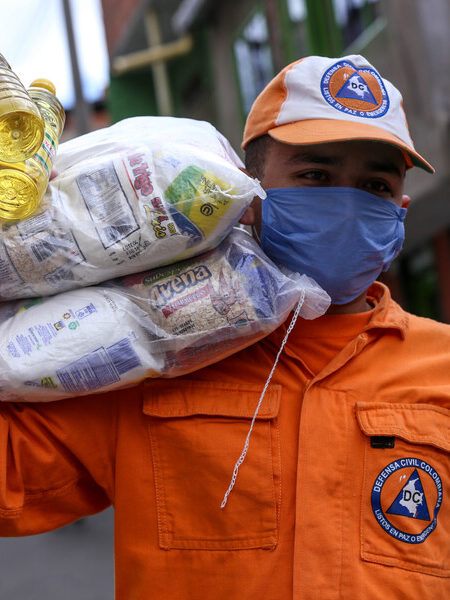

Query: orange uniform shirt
[[0, 282, 449, 599]]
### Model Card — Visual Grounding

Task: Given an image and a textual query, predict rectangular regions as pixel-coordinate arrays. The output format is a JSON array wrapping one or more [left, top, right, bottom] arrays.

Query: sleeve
[[0, 393, 117, 536]]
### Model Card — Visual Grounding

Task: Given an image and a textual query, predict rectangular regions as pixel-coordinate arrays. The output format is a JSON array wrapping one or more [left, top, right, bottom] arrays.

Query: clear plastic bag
[[0, 229, 330, 402], [0, 117, 265, 300]]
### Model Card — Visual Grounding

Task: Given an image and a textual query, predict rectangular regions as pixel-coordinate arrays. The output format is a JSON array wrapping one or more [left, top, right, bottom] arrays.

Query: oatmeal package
[[0, 229, 330, 402], [0, 117, 265, 300]]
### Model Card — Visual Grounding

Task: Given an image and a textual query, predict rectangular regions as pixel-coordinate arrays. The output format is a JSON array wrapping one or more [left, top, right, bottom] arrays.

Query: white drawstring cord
[[220, 291, 305, 509]]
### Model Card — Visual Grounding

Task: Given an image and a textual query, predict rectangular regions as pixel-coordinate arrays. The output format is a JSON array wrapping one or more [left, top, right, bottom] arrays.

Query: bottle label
[[34, 131, 56, 177]]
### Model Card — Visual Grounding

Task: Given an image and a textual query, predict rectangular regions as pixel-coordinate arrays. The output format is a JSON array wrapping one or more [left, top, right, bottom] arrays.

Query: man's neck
[[326, 293, 371, 315]]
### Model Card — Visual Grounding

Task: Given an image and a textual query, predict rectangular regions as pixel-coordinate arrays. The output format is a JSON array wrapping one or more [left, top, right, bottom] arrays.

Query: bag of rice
[[0, 229, 330, 402], [0, 117, 265, 300]]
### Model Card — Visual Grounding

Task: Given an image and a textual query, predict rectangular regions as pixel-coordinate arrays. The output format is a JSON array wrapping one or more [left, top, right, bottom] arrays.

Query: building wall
[[102, 0, 145, 56], [376, 0, 449, 246]]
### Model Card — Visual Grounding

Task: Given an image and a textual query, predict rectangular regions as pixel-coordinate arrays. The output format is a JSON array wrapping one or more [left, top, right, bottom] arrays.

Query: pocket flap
[[143, 380, 281, 419], [356, 402, 450, 452]]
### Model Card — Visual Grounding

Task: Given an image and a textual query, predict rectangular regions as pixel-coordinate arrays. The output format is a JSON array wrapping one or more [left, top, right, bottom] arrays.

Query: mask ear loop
[[220, 291, 305, 509]]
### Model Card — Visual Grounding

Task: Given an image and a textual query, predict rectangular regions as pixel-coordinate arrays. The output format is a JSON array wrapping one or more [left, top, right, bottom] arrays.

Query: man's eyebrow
[[285, 152, 404, 178], [364, 160, 404, 178], [285, 152, 343, 166]]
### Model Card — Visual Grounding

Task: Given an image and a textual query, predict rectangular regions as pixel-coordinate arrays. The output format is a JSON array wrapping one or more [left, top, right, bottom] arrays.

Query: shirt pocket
[[356, 402, 450, 577], [143, 379, 282, 550]]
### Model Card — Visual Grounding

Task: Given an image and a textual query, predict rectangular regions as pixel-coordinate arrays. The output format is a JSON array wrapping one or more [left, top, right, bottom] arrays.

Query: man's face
[[245, 139, 408, 234]]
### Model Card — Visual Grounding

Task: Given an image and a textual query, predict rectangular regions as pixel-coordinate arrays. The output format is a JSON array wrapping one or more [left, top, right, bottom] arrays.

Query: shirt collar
[[363, 281, 409, 339]]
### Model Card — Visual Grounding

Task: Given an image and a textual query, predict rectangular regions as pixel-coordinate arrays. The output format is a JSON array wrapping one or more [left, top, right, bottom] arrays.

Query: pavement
[[0, 508, 114, 599]]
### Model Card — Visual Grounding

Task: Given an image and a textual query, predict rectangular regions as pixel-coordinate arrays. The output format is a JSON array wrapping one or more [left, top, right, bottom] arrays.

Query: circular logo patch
[[321, 59, 389, 118], [371, 457, 443, 544]]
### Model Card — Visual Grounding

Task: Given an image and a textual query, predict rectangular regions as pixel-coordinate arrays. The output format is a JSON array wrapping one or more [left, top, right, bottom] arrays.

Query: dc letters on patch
[[371, 457, 443, 544]]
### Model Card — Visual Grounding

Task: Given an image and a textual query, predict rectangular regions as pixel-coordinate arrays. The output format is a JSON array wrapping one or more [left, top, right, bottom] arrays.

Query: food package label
[[0, 288, 162, 401], [0, 117, 264, 301]]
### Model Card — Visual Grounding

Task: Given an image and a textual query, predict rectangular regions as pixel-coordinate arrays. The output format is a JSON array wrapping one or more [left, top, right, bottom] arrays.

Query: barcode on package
[[16, 210, 52, 239], [107, 337, 142, 374], [77, 164, 139, 249], [0, 242, 23, 288], [57, 346, 119, 392], [30, 234, 57, 263], [57, 337, 142, 392], [44, 265, 75, 288], [30, 231, 85, 266]]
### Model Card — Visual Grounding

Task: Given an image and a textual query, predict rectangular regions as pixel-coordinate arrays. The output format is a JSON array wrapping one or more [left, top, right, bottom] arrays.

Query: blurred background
[[0, 0, 449, 597]]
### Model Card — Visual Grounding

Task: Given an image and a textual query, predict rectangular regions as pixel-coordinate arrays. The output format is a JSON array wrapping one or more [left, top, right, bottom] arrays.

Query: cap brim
[[268, 119, 434, 174]]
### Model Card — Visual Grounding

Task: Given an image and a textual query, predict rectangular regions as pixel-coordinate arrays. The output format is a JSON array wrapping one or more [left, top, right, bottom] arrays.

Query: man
[[0, 55, 448, 599]]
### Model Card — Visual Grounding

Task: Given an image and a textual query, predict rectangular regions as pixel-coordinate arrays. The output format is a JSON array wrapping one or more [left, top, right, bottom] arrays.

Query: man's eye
[[300, 170, 327, 181], [366, 180, 391, 192]]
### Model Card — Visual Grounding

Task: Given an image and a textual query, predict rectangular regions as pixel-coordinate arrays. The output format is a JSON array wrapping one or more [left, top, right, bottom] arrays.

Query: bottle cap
[[30, 78, 56, 95]]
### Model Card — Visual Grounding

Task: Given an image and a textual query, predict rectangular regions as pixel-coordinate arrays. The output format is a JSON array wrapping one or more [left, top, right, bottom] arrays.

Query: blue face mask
[[260, 187, 407, 305]]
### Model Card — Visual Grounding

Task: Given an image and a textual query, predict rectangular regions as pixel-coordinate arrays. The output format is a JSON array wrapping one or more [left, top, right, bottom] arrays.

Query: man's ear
[[239, 166, 252, 177], [239, 204, 255, 225], [238, 166, 258, 225], [401, 194, 411, 208]]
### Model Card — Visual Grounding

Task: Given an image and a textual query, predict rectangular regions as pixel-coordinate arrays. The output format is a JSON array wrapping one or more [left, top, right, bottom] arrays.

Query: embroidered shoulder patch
[[371, 458, 443, 544]]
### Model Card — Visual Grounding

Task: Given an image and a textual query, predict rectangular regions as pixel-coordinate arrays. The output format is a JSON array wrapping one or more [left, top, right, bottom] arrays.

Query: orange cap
[[242, 55, 434, 173]]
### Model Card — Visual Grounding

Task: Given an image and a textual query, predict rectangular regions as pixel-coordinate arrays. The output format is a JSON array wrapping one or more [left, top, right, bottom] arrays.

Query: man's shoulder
[[382, 289, 449, 337], [395, 306, 450, 365], [404, 309, 450, 337]]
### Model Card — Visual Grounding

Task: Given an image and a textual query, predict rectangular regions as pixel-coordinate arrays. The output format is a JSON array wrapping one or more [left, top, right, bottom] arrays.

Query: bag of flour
[[0, 229, 330, 402], [0, 117, 264, 300]]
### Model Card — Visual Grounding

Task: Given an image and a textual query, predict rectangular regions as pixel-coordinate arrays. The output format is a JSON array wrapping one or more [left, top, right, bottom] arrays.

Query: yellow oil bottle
[[0, 53, 45, 163], [0, 79, 65, 222]]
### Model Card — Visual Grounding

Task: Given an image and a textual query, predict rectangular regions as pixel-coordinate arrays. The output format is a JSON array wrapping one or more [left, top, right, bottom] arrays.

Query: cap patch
[[321, 59, 389, 119]]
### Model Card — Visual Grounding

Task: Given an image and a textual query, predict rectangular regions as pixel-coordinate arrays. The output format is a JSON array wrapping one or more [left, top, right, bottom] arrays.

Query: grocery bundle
[[0, 75, 330, 402], [0, 117, 264, 299], [0, 229, 329, 401]]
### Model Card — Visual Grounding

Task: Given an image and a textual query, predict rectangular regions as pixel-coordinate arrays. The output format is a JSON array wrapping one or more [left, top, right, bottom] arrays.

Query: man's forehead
[[272, 140, 406, 177]]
